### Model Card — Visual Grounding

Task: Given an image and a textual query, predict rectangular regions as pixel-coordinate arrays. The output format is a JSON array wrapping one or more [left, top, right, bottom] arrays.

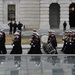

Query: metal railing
[[0, 54, 75, 75]]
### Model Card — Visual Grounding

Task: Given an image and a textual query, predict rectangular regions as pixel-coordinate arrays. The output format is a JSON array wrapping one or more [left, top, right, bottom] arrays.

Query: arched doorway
[[69, 3, 75, 28], [49, 3, 60, 29]]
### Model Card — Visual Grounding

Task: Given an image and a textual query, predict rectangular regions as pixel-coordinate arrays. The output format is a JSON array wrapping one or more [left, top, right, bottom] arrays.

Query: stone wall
[[20, 0, 40, 29], [0, 0, 75, 30], [0, 0, 3, 24], [39, 0, 71, 30]]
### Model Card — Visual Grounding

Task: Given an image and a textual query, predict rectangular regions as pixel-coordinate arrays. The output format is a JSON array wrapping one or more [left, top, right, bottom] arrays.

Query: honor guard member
[[8, 20, 13, 34], [62, 30, 70, 54], [28, 32, 42, 54], [13, 21, 17, 34], [11, 31, 22, 69], [17, 30, 22, 45], [17, 21, 23, 31], [62, 30, 68, 53], [0, 30, 7, 54], [47, 30, 53, 43], [63, 30, 73, 54], [67, 30, 73, 54], [48, 30, 57, 49], [10, 31, 22, 54], [71, 30, 75, 54], [47, 30, 57, 54], [50, 31, 57, 49]]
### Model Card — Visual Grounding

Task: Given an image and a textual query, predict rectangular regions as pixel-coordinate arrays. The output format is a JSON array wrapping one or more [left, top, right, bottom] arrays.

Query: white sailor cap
[[14, 32, 19, 35], [68, 30, 72, 33], [33, 29, 37, 32], [32, 32, 39, 36], [48, 30, 53, 32], [52, 30, 55, 33]]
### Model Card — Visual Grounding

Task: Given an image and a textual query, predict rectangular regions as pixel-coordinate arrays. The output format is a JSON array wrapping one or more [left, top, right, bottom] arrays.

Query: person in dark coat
[[71, 30, 75, 54], [17, 30, 21, 44], [50, 33, 57, 49], [8, 20, 13, 34], [62, 30, 68, 52], [17, 21, 23, 31], [13, 21, 17, 34], [63, 21, 67, 31], [10, 32, 22, 54], [10, 31, 22, 69], [0, 30, 7, 54], [28, 32, 42, 54], [47, 30, 52, 43], [28, 32, 42, 67], [62, 30, 73, 54], [47, 30, 57, 54], [48, 30, 57, 49]]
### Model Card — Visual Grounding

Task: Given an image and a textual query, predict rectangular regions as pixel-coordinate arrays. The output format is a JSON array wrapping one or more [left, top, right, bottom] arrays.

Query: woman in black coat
[[10, 32, 22, 54]]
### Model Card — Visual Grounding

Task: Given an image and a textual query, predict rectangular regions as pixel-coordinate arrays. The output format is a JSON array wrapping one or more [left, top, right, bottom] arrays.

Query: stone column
[[39, 0, 50, 29], [20, 0, 40, 29], [59, 0, 71, 30], [0, 0, 3, 24]]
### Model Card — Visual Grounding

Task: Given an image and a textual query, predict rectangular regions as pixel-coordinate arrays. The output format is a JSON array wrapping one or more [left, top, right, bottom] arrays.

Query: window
[[8, 4, 15, 21]]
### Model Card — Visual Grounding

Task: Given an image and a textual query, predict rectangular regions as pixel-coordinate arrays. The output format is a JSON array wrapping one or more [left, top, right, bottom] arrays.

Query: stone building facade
[[0, 0, 75, 30]]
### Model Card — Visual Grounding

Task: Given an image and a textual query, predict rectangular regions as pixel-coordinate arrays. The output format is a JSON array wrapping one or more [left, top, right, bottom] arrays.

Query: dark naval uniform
[[0, 30, 7, 54], [72, 34, 75, 54], [47, 32, 57, 54], [62, 30, 75, 54], [28, 32, 42, 54], [50, 34, 57, 49], [10, 32, 22, 54]]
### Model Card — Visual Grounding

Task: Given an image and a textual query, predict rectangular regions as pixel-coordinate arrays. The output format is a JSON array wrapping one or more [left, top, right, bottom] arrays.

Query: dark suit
[[8, 22, 13, 34], [63, 22, 67, 31], [18, 23, 23, 31], [13, 23, 17, 33]]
